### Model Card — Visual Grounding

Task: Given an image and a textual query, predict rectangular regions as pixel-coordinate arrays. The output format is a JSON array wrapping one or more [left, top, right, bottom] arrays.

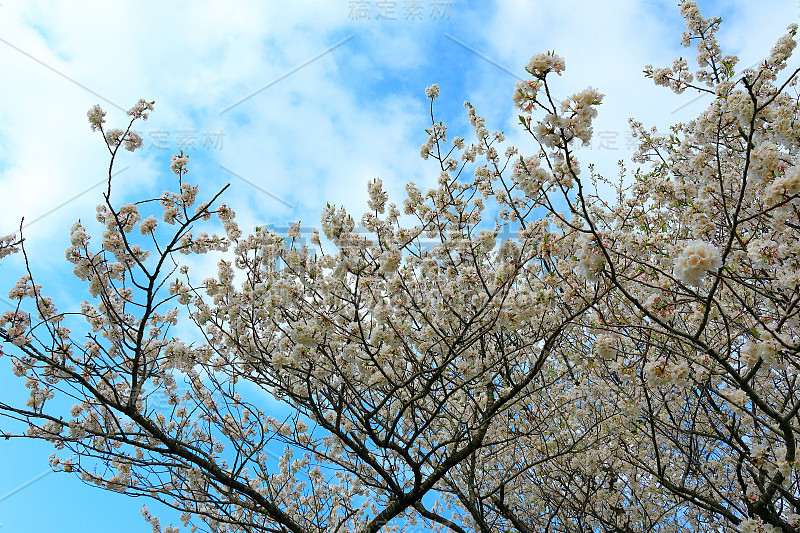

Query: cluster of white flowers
[[557, 87, 604, 145], [104, 128, 143, 152], [766, 23, 798, 72], [644, 359, 690, 387], [0, 309, 31, 347], [722, 388, 748, 407], [524, 85, 603, 151], [216, 204, 240, 240], [0, 234, 21, 261], [87, 101, 153, 150], [159, 192, 183, 225], [424, 83, 439, 99], [139, 215, 158, 235], [170, 153, 189, 175], [378, 247, 401, 274], [511, 155, 550, 197], [525, 51, 566, 78], [740, 336, 782, 368], [740, 517, 782, 533], [765, 165, 800, 204], [117, 203, 142, 233], [747, 237, 779, 269], [512, 79, 542, 113], [673, 240, 722, 286], [643, 57, 694, 94], [575, 235, 605, 281], [127, 98, 155, 120], [367, 178, 388, 214], [87, 105, 106, 131], [690, 212, 715, 237], [419, 122, 447, 160], [749, 143, 786, 182], [594, 334, 616, 359], [644, 293, 675, 319]]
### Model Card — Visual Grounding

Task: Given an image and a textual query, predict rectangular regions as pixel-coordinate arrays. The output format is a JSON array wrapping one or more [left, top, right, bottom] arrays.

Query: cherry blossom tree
[[2, 3, 800, 532]]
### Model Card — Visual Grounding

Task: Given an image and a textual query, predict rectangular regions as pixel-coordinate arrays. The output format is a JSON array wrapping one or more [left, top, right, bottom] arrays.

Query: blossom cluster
[[672, 240, 721, 287], [0, 233, 21, 260], [525, 51, 565, 78]]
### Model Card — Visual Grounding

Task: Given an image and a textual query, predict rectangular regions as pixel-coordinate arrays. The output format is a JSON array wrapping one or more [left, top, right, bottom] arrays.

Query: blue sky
[[0, 0, 797, 531]]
